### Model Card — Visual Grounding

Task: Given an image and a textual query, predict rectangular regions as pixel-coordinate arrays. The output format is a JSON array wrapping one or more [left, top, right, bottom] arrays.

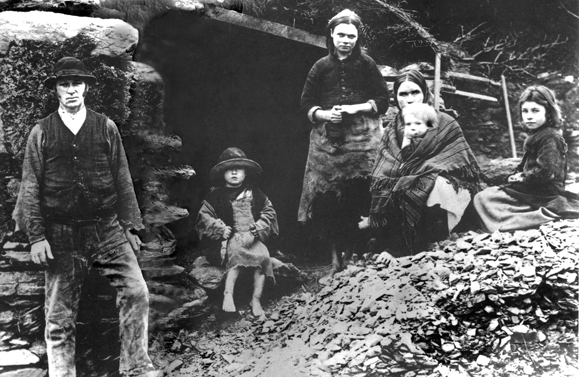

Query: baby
[[195, 147, 278, 317], [401, 102, 438, 152]]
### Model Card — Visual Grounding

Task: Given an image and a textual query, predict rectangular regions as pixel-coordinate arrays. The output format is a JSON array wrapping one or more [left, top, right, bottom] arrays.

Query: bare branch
[[559, 0, 579, 19], [372, 0, 441, 52], [453, 22, 488, 44]]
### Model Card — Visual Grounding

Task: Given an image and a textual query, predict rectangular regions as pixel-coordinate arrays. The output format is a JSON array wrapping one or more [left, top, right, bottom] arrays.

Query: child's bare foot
[[222, 292, 236, 312], [250, 298, 265, 318]]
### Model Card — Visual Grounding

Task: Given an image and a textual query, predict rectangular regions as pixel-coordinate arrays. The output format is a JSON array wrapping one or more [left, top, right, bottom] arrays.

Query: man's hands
[[124, 228, 142, 252], [31, 228, 143, 266], [30, 240, 53, 267]]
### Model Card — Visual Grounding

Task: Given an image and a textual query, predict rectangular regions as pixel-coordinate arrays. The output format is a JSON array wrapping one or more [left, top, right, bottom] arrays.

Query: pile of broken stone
[[179, 219, 578, 377]]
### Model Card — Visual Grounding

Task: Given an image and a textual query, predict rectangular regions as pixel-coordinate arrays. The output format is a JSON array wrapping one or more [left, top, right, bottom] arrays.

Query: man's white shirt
[[58, 106, 86, 135]]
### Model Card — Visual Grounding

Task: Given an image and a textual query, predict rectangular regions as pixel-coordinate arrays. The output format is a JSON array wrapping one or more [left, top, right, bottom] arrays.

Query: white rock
[[364, 334, 383, 348], [476, 354, 490, 366], [511, 324, 530, 333], [0, 11, 138, 58], [470, 281, 481, 294], [174, 0, 205, 11], [522, 364, 535, 375], [0, 349, 40, 366], [441, 343, 455, 353], [375, 251, 395, 264]]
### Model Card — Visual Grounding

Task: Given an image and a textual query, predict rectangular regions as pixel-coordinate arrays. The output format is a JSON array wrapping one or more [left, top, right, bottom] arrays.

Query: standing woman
[[298, 9, 389, 279], [364, 70, 480, 253]]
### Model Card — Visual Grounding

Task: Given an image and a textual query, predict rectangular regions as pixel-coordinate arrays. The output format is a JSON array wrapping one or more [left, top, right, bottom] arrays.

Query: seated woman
[[474, 85, 579, 232], [360, 70, 481, 253]]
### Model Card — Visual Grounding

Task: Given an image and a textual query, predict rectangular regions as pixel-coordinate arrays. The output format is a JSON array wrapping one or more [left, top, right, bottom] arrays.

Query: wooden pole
[[501, 75, 517, 158], [433, 53, 442, 110], [447, 72, 501, 87]]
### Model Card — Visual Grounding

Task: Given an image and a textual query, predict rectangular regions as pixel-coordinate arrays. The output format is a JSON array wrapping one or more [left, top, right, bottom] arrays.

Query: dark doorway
[[136, 10, 325, 254]]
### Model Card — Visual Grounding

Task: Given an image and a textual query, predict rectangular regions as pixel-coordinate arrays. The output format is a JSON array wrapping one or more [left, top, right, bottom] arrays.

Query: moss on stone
[[0, 35, 132, 160]]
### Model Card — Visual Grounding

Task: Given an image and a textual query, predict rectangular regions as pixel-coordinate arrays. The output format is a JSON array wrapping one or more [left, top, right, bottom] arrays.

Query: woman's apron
[[298, 113, 383, 223]]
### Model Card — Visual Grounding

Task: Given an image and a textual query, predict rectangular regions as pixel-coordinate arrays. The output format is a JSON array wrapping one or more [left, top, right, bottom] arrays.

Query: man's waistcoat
[[40, 110, 117, 218]]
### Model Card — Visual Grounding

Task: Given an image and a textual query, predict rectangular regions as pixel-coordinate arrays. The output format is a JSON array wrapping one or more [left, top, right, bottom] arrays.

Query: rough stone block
[[0, 311, 15, 326], [137, 252, 176, 269], [0, 11, 138, 58], [0, 272, 44, 297], [188, 256, 223, 291], [16, 282, 45, 296], [481, 158, 522, 185], [127, 61, 166, 132], [0, 367, 47, 377], [0, 348, 40, 366], [3, 251, 42, 270], [147, 281, 207, 303], [141, 265, 185, 281], [0, 283, 17, 297]]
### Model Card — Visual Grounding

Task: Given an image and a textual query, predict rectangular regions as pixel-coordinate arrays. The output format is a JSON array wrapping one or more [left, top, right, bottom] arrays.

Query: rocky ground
[[147, 220, 579, 377]]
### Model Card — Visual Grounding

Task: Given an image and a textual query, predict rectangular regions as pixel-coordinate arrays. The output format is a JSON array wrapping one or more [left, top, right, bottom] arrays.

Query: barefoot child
[[196, 147, 278, 317], [474, 85, 579, 232]]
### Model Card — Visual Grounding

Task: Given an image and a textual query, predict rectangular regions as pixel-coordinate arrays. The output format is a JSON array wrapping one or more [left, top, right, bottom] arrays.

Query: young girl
[[474, 85, 579, 232], [400, 102, 438, 152], [298, 9, 389, 281], [196, 147, 278, 317]]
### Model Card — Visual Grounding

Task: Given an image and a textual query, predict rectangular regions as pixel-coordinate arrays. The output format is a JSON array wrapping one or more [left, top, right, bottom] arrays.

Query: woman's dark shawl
[[369, 112, 481, 239]]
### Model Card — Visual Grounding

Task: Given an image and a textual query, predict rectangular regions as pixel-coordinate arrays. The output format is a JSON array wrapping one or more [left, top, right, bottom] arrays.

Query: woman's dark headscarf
[[392, 70, 433, 110], [326, 9, 364, 58]]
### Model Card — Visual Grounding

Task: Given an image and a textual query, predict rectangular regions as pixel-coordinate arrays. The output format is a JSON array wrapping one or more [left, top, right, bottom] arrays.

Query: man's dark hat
[[43, 57, 97, 88], [210, 147, 262, 180]]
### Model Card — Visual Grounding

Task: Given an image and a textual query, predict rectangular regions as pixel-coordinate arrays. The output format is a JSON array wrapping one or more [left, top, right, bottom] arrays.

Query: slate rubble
[[156, 220, 578, 377]]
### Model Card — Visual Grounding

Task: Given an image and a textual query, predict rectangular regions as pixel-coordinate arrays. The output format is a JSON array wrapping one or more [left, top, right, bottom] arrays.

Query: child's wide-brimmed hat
[[44, 57, 97, 89], [210, 147, 262, 180]]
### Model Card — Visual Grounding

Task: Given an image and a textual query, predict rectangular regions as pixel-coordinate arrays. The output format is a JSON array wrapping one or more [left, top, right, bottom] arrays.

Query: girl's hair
[[326, 9, 363, 57], [392, 70, 433, 110], [518, 85, 562, 128], [402, 103, 439, 128]]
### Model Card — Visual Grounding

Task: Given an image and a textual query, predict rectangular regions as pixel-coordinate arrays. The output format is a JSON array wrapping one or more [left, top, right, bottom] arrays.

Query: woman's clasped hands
[[319, 104, 362, 123]]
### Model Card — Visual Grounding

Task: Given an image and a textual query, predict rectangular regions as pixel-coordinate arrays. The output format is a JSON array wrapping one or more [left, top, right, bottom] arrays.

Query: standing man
[[13, 57, 161, 377]]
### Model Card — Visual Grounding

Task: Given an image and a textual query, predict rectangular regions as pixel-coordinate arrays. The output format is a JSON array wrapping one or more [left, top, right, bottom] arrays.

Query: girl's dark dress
[[474, 126, 579, 232]]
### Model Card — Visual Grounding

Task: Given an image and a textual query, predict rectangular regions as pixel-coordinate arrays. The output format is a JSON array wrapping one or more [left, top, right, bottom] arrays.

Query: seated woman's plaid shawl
[[369, 111, 481, 243]]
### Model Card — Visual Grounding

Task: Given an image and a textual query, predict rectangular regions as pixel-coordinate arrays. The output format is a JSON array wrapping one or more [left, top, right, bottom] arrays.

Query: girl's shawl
[[369, 112, 481, 239], [202, 185, 268, 227]]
